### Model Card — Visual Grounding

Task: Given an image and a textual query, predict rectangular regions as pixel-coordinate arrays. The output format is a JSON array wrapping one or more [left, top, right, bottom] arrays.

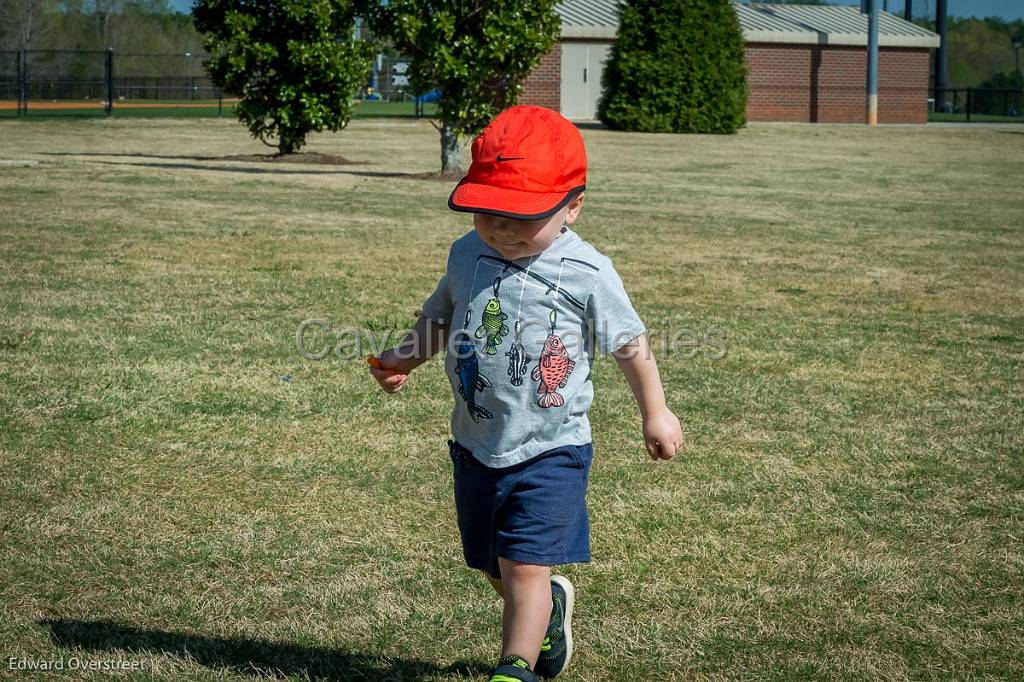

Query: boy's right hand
[[368, 354, 409, 393]]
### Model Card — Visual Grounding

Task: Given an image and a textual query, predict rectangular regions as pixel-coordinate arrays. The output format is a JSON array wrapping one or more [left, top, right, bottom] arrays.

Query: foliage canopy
[[369, 0, 560, 173], [598, 0, 748, 134], [193, 0, 372, 154], [942, 17, 1024, 87]]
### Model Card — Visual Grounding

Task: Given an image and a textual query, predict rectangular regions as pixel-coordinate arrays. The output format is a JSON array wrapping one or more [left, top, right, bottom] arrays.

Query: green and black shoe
[[534, 574, 575, 678], [488, 654, 541, 682]]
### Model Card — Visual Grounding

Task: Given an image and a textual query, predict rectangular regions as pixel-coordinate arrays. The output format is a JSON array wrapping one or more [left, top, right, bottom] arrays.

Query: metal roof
[[739, 4, 940, 47], [558, 0, 621, 39], [556, 1, 940, 48]]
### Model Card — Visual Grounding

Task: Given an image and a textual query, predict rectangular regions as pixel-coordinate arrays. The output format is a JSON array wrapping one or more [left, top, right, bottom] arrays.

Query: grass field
[[1, 117, 1023, 681], [929, 112, 1024, 124]]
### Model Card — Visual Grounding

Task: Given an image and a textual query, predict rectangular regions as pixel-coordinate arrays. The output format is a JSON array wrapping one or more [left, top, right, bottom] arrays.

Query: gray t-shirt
[[421, 226, 646, 468]]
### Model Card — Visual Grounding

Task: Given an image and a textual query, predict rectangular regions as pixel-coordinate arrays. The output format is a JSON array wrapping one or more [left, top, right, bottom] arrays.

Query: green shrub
[[370, 0, 560, 174], [193, 0, 373, 154], [598, 0, 748, 134]]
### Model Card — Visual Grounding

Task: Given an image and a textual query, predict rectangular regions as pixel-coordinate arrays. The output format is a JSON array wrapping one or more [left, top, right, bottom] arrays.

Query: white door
[[561, 43, 610, 120]]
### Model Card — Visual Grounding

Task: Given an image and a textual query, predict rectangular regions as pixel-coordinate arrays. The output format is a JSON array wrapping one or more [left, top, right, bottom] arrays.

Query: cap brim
[[448, 180, 585, 220]]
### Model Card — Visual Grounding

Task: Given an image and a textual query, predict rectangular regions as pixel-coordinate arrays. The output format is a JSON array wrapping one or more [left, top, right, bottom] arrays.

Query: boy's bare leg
[[497, 557, 552, 670], [485, 572, 504, 597]]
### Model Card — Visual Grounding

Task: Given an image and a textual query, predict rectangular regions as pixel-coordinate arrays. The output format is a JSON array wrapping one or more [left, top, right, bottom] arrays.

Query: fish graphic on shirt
[[475, 297, 509, 355], [506, 320, 531, 386], [531, 333, 575, 408], [454, 310, 493, 422]]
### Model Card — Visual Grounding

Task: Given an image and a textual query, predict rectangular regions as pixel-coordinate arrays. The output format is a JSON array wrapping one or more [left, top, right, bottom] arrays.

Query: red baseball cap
[[448, 105, 587, 220]]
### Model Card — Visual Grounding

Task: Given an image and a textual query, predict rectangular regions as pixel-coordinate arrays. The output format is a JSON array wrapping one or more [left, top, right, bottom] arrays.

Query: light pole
[[1013, 33, 1022, 117], [935, 0, 948, 113], [867, 0, 880, 125]]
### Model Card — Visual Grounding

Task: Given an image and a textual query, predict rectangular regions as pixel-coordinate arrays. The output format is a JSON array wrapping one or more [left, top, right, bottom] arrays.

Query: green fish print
[[475, 278, 510, 355]]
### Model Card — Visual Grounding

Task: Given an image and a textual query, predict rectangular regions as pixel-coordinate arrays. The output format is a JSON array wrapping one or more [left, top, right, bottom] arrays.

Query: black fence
[[931, 87, 1024, 123], [0, 48, 435, 118], [1, 48, 224, 117]]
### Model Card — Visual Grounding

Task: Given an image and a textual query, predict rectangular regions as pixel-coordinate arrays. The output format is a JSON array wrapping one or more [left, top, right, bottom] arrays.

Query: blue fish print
[[453, 311, 492, 422]]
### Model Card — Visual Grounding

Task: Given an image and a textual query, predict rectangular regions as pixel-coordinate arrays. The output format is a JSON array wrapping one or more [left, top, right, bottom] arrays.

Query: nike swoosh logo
[[496, 154, 525, 162]]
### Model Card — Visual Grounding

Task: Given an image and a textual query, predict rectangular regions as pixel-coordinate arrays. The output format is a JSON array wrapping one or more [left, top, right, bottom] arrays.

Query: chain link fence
[[115, 51, 218, 101], [930, 87, 1024, 122], [0, 49, 224, 117], [0, 50, 19, 107], [2, 48, 434, 118]]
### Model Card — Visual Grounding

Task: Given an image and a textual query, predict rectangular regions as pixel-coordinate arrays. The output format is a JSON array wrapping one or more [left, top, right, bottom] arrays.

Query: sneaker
[[488, 654, 541, 682], [534, 574, 575, 678]]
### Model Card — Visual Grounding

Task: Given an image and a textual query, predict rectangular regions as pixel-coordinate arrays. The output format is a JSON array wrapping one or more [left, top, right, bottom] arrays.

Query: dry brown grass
[[1, 117, 1022, 680]]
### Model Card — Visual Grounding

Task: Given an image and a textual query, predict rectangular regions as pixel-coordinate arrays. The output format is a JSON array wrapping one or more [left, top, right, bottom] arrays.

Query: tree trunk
[[440, 120, 464, 177], [279, 139, 297, 155]]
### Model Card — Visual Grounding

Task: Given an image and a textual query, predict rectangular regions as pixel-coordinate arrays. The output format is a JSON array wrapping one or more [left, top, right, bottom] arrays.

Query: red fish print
[[531, 333, 575, 408]]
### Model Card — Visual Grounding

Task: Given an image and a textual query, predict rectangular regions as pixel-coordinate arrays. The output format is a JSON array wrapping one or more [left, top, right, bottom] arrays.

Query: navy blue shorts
[[448, 439, 593, 579]]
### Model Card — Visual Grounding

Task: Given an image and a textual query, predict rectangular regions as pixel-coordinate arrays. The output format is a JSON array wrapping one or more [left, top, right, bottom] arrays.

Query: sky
[[168, 1, 1024, 22], [824, 0, 1024, 21]]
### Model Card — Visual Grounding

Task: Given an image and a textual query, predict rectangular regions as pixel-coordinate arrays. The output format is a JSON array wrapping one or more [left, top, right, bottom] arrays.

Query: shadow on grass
[[39, 618, 489, 681], [95, 159, 411, 177], [41, 151, 365, 165], [3, 111, 109, 119], [41, 152, 455, 180]]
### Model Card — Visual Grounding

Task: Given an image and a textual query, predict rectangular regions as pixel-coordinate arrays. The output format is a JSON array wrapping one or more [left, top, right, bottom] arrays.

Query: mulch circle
[[216, 152, 364, 165], [405, 169, 464, 182], [210, 152, 465, 181]]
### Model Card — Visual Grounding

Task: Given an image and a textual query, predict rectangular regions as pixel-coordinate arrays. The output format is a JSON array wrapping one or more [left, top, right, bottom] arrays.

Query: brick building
[[520, 1, 941, 124]]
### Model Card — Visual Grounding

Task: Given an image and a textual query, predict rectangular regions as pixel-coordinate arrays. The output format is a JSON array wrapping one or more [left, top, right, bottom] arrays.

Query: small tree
[[0, 0, 54, 50], [598, 0, 748, 134], [193, 0, 373, 154], [370, 1, 560, 175]]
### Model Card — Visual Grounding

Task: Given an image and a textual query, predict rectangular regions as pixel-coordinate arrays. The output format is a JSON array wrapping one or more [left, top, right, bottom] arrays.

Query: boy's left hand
[[642, 407, 683, 460]]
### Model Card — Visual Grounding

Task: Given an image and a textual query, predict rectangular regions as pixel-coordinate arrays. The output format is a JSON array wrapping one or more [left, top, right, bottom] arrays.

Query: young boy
[[369, 105, 683, 681]]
